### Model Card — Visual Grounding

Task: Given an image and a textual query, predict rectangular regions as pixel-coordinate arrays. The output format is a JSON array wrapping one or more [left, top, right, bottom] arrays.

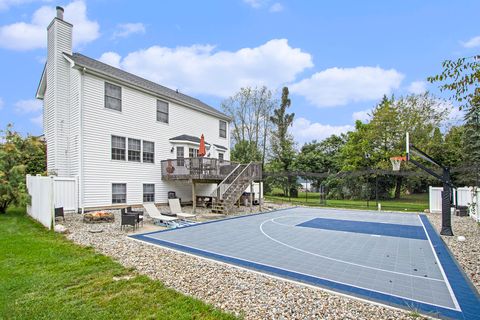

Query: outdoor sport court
[[131, 207, 480, 319]]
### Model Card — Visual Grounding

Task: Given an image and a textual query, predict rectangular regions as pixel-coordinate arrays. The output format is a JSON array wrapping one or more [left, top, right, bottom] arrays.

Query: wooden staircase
[[211, 162, 259, 214]]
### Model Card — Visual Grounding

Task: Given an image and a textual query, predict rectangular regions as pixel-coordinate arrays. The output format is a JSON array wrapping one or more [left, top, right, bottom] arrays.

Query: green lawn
[[266, 192, 428, 212], [0, 208, 237, 320]]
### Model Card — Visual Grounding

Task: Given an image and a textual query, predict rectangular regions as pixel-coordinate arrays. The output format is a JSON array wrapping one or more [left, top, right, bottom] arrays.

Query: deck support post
[[259, 181, 262, 211], [250, 182, 253, 212], [192, 180, 196, 214]]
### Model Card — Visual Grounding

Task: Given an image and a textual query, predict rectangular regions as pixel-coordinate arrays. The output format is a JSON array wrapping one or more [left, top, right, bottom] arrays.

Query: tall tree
[[230, 140, 262, 164], [221, 86, 275, 165], [0, 124, 46, 213], [269, 87, 296, 196]]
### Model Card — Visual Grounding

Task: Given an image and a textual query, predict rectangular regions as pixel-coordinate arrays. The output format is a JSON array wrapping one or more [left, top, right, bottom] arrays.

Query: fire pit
[[83, 211, 115, 223]]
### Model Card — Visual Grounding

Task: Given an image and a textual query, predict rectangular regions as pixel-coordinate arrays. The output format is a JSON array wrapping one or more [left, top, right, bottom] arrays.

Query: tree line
[[225, 55, 480, 199]]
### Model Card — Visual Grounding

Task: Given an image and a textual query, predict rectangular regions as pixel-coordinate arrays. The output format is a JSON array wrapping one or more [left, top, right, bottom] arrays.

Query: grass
[[265, 192, 428, 212], [0, 207, 237, 320]]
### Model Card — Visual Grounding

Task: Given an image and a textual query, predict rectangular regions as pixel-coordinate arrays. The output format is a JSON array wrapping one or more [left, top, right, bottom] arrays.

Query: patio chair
[[127, 206, 144, 227], [143, 203, 180, 226], [54, 207, 65, 221], [168, 199, 197, 220], [121, 212, 137, 231]]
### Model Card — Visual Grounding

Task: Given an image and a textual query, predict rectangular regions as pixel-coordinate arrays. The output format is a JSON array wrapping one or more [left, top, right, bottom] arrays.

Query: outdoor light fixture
[[170, 147, 174, 153]]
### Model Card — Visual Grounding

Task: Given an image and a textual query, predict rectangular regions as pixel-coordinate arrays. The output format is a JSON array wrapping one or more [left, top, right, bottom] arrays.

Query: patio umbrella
[[198, 134, 206, 157]]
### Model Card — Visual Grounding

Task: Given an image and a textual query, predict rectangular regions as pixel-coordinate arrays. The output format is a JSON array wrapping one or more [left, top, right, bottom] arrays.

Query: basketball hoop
[[390, 156, 406, 171]]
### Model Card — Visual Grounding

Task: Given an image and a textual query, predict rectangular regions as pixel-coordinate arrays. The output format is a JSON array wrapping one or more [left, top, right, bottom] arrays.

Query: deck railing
[[161, 157, 242, 181]]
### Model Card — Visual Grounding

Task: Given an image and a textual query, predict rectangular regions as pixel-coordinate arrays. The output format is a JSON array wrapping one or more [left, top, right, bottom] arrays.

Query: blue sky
[[0, 0, 479, 144]]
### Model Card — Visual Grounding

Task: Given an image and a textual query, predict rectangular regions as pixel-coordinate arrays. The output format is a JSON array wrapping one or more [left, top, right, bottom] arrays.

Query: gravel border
[[60, 206, 480, 320]]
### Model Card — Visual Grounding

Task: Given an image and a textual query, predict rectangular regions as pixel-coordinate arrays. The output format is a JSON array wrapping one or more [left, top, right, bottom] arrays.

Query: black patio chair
[[127, 207, 143, 227], [121, 213, 136, 231], [54, 207, 65, 222]]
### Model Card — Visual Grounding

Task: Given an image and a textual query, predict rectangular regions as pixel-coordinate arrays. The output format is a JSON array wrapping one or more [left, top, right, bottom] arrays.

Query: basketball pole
[[405, 132, 454, 236]]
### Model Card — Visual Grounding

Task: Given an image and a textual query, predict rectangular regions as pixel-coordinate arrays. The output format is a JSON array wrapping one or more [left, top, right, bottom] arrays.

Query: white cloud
[[0, 97, 4, 110], [352, 109, 371, 122], [113, 23, 145, 39], [0, 0, 99, 51], [291, 117, 353, 144], [243, 0, 264, 8], [30, 114, 43, 127], [104, 39, 312, 97], [15, 99, 42, 113], [0, 0, 50, 11], [407, 80, 427, 94], [99, 51, 121, 68], [269, 2, 284, 12], [461, 36, 480, 48], [290, 66, 404, 108]]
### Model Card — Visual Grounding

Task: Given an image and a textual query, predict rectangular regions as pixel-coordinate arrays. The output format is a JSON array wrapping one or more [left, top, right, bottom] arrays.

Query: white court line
[[136, 232, 459, 311], [418, 215, 461, 310], [262, 216, 445, 282]]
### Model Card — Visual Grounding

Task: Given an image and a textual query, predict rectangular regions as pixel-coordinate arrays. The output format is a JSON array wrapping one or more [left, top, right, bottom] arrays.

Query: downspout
[[80, 66, 86, 213]]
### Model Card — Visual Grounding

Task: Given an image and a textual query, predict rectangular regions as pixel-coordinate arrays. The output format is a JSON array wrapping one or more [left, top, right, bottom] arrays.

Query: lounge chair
[[168, 199, 197, 219], [143, 203, 180, 226]]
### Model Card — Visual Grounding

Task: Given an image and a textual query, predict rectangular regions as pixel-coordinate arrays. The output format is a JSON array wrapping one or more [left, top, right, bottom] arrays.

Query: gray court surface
[[132, 207, 470, 317]]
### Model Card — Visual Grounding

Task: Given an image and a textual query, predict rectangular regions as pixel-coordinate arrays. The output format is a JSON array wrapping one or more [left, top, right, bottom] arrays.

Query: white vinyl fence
[[26, 175, 78, 229], [429, 186, 480, 222]]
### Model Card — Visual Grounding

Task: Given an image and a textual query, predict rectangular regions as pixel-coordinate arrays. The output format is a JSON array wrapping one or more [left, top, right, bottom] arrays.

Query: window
[[219, 120, 227, 138], [128, 138, 141, 162], [112, 183, 126, 204], [189, 147, 198, 158], [176, 146, 184, 166], [143, 141, 154, 163], [218, 152, 224, 161], [143, 184, 155, 202], [105, 82, 122, 111], [111, 136, 126, 160], [157, 100, 169, 123]]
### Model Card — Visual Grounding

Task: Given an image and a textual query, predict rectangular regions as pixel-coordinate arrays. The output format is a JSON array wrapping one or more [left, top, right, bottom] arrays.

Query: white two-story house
[[36, 7, 261, 213]]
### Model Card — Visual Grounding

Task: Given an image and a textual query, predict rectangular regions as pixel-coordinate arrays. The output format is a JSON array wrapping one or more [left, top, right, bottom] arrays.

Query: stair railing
[[210, 163, 243, 201]]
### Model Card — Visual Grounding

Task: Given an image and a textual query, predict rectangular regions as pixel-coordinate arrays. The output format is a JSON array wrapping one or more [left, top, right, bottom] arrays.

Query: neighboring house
[[36, 7, 261, 212]]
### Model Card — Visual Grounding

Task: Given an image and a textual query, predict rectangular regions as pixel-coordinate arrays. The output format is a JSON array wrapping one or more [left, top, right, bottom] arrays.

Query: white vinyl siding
[[128, 138, 141, 162], [143, 141, 154, 163], [105, 82, 122, 111], [219, 120, 227, 138], [81, 72, 230, 208], [112, 183, 126, 204], [156, 100, 168, 123]]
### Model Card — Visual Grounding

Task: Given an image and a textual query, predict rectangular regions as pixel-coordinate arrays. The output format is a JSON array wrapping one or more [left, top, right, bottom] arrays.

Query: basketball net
[[390, 156, 406, 171]]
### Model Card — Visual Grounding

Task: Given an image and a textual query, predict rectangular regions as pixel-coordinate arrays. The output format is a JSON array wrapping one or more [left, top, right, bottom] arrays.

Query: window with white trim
[[189, 147, 199, 158], [112, 183, 126, 204], [176, 146, 184, 166], [157, 100, 169, 123], [143, 184, 155, 202], [105, 82, 122, 111], [143, 141, 154, 163], [128, 138, 141, 162], [218, 152, 224, 161], [219, 120, 227, 138], [111, 136, 126, 160]]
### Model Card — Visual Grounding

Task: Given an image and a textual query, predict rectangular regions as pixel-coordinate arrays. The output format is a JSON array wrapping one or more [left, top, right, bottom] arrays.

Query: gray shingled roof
[[65, 52, 230, 121], [169, 134, 227, 150]]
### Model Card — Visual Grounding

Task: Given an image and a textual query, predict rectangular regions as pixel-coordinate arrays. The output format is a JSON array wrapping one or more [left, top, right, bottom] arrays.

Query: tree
[[269, 87, 296, 196], [0, 124, 46, 213], [221, 86, 275, 166], [230, 140, 262, 164], [428, 55, 480, 182]]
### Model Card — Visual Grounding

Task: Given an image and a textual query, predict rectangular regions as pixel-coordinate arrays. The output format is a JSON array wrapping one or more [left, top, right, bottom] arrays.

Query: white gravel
[[60, 205, 480, 320]]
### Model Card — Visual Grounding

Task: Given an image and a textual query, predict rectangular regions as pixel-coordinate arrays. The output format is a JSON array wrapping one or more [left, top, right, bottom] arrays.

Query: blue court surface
[[130, 207, 480, 319]]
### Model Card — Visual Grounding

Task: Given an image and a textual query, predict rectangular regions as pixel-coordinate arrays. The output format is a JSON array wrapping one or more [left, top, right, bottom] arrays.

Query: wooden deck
[[161, 158, 262, 182]]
